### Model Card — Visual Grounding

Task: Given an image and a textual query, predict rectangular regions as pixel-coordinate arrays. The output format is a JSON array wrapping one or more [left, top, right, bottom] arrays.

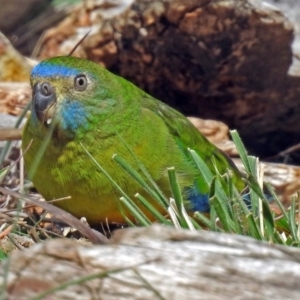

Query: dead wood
[[1, 225, 300, 299]]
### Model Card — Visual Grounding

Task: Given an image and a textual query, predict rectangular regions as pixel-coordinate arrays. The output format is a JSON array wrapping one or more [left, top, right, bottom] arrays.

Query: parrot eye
[[74, 75, 88, 91]]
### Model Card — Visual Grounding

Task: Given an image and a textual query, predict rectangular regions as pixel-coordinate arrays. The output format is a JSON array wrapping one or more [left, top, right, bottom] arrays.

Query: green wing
[[142, 95, 245, 192]]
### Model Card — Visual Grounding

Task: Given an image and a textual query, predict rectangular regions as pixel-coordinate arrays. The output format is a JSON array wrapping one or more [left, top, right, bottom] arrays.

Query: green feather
[[22, 56, 245, 223]]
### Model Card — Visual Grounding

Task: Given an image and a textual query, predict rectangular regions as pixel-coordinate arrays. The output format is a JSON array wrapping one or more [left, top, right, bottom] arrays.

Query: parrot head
[[29, 56, 131, 138]]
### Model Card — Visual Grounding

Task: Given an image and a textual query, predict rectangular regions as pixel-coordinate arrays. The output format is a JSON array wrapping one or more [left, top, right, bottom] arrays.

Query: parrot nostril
[[41, 82, 53, 96]]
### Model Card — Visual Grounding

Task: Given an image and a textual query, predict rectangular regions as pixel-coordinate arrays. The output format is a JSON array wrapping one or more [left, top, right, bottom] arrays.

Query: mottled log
[[2, 225, 300, 299]]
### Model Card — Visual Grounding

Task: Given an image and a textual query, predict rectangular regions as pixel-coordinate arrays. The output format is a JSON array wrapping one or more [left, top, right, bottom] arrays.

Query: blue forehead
[[31, 62, 80, 78]]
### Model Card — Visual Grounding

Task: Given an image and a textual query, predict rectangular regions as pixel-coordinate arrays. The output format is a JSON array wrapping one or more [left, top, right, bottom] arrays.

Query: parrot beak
[[33, 82, 57, 126]]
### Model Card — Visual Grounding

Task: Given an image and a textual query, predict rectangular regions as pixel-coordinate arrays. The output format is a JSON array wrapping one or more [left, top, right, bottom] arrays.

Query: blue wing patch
[[186, 185, 210, 212]]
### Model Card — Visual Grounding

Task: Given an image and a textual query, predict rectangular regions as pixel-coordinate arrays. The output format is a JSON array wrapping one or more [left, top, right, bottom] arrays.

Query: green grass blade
[[194, 212, 212, 228], [114, 130, 169, 206], [288, 197, 299, 242], [189, 217, 202, 230], [81, 143, 152, 225], [119, 196, 151, 226], [266, 183, 289, 220], [167, 168, 184, 215], [210, 195, 232, 232], [113, 154, 167, 208], [230, 130, 251, 173], [135, 193, 171, 225], [188, 149, 227, 200], [246, 213, 264, 240]]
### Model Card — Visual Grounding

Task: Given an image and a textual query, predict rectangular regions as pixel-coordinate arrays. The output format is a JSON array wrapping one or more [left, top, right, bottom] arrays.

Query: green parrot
[[22, 56, 245, 224]]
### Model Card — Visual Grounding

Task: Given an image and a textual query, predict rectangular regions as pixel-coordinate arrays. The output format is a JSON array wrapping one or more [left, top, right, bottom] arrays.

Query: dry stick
[[0, 187, 109, 244], [7, 234, 23, 250], [266, 143, 300, 161], [68, 30, 91, 56], [0, 128, 22, 141], [0, 225, 13, 239]]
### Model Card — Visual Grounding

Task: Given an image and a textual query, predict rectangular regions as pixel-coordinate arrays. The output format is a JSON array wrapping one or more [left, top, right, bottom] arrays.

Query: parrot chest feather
[[23, 111, 197, 223]]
